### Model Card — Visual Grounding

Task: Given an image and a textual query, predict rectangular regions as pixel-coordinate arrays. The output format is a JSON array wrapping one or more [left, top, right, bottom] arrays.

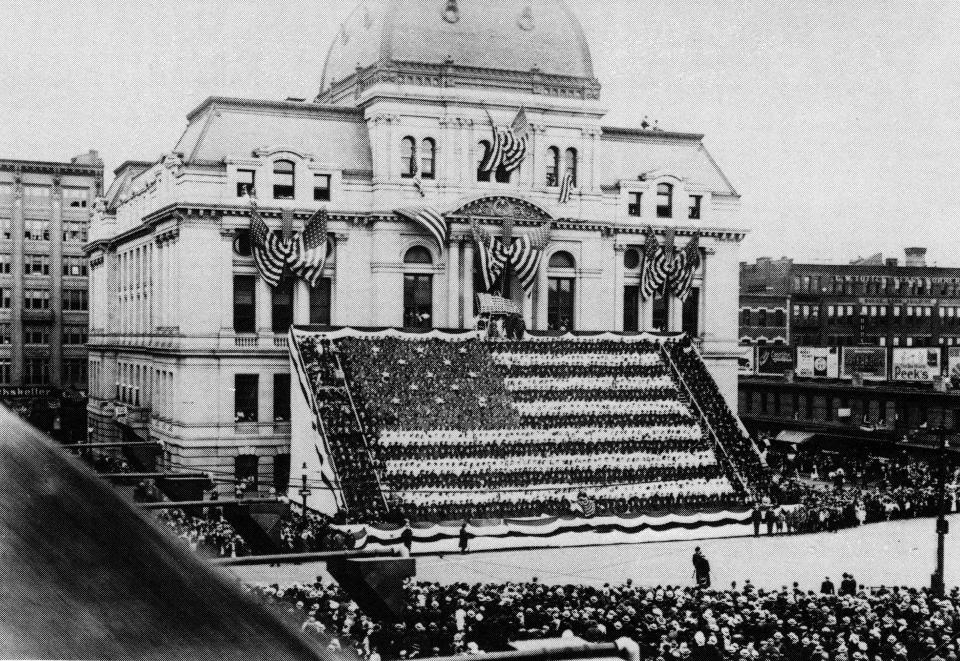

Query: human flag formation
[[249, 196, 292, 288], [289, 208, 329, 287], [558, 169, 575, 204], [510, 221, 552, 292], [471, 218, 509, 291], [669, 232, 701, 301], [395, 206, 448, 250], [479, 107, 530, 175]]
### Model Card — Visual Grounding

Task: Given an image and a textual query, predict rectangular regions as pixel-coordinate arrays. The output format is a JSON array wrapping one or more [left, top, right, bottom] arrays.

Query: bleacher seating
[[294, 332, 766, 523]]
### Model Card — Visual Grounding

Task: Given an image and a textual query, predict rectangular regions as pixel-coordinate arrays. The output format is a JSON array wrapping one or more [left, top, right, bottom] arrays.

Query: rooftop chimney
[[904, 247, 927, 268]]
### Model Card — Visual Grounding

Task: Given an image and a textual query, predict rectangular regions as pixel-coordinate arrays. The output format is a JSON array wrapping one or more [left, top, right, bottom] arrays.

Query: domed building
[[86, 0, 746, 491]]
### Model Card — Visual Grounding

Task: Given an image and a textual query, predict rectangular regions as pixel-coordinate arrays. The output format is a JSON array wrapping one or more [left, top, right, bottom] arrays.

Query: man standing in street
[[459, 521, 470, 554], [692, 547, 711, 588], [820, 576, 835, 595]]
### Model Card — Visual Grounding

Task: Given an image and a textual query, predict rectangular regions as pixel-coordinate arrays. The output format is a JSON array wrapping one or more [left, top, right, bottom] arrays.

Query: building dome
[[320, 0, 596, 95]]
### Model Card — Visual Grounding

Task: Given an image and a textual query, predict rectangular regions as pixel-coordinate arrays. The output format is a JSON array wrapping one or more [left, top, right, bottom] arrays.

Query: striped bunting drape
[[395, 206, 448, 250], [669, 232, 701, 301], [640, 228, 665, 300], [250, 201, 293, 288], [509, 221, 552, 293], [288, 208, 329, 287], [250, 199, 330, 288], [479, 108, 530, 175]]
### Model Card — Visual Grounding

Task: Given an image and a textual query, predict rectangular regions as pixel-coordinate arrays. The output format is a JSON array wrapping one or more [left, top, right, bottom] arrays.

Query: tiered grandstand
[[290, 328, 766, 529]]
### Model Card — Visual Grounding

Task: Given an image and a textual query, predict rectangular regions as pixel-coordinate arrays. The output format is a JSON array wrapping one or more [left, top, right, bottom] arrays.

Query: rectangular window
[[0, 254, 10, 274], [0, 288, 10, 308], [25, 358, 50, 385], [62, 187, 89, 208], [271, 278, 294, 334], [688, 195, 702, 220], [234, 374, 259, 423], [62, 359, 87, 386], [62, 256, 88, 277], [24, 219, 50, 241], [24, 326, 49, 345], [0, 183, 12, 203], [309, 277, 332, 325], [403, 274, 433, 329], [0, 359, 9, 385], [0, 217, 9, 240], [23, 185, 50, 205], [237, 169, 256, 198], [24, 254, 50, 275], [273, 373, 291, 422], [651, 290, 669, 332], [623, 285, 639, 332], [0, 323, 10, 344], [62, 221, 88, 243], [233, 275, 256, 333], [628, 192, 642, 217], [63, 326, 88, 345], [235, 454, 259, 488], [313, 173, 332, 201], [24, 289, 50, 309], [62, 289, 87, 311], [682, 287, 700, 336]]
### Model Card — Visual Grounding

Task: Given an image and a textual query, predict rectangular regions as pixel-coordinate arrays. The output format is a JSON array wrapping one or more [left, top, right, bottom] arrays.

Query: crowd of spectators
[[155, 507, 250, 557], [86, 452, 134, 474], [277, 506, 355, 553], [256, 577, 960, 661], [294, 334, 755, 524]]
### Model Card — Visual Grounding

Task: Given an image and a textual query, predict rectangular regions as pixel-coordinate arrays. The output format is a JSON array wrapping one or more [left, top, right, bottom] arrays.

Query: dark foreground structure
[[0, 405, 333, 660]]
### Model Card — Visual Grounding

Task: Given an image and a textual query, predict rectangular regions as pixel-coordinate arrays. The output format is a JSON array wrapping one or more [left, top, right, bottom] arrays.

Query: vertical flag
[[640, 228, 663, 300], [479, 107, 529, 174], [471, 218, 508, 292], [558, 169, 575, 204], [249, 196, 290, 288], [670, 232, 701, 301], [289, 208, 329, 287], [509, 221, 552, 293]]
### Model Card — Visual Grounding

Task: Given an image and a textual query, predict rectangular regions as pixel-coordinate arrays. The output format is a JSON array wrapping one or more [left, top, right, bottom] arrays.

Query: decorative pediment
[[252, 145, 316, 162], [448, 196, 553, 223]]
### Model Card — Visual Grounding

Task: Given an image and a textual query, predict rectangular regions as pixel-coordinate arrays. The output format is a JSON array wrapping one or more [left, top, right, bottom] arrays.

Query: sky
[[1, 0, 958, 264]]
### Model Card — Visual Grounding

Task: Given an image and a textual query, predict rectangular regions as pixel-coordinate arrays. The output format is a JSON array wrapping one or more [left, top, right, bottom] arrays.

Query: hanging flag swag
[[479, 107, 530, 175], [640, 227, 666, 301], [395, 206, 448, 251], [471, 218, 509, 292], [639, 227, 701, 301], [248, 195, 329, 288], [669, 232, 701, 301]]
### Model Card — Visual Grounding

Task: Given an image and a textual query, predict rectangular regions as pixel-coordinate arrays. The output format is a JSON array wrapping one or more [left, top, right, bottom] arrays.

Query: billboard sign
[[841, 346, 888, 381], [755, 346, 795, 375], [737, 346, 755, 375], [949, 347, 960, 389], [892, 348, 941, 382], [796, 346, 839, 378]]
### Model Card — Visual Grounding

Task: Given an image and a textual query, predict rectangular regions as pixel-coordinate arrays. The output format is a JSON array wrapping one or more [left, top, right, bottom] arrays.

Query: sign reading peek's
[[891, 348, 941, 382]]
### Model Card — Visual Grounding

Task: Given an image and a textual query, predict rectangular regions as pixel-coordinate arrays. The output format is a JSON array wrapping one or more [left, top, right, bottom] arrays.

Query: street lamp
[[930, 426, 951, 597], [299, 462, 312, 525]]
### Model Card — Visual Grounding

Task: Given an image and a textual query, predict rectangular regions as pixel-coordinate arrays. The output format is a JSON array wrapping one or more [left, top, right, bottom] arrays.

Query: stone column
[[219, 229, 235, 333], [293, 279, 310, 325], [10, 175, 24, 384], [255, 277, 272, 334], [49, 177, 63, 387], [463, 239, 474, 326], [535, 255, 549, 330], [446, 237, 459, 328]]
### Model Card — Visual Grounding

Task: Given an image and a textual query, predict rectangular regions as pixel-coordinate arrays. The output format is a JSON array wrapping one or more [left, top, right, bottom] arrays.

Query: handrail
[[333, 351, 391, 514], [210, 548, 393, 566], [659, 344, 753, 498]]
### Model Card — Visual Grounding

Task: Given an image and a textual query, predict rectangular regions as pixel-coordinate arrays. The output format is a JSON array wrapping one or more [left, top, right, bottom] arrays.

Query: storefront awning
[[775, 430, 816, 445]]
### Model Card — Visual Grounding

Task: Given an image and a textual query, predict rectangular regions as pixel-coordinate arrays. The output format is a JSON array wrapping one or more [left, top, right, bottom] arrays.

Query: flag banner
[[249, 199, 292, 288], [289, 208, 329, 287], [471, 219, 509, 291], [640, 228, 665, 300], [479, 107, 530, 174], [395, 206, 448, 250], [508, 221, 552, 292], [669, 233, 701, 300], [558, 170, 575, 204]]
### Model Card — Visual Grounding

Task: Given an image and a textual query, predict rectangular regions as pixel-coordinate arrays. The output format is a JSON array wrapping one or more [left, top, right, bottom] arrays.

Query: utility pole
[[931, 426, 950, 597], [299, 462, 311, 525]]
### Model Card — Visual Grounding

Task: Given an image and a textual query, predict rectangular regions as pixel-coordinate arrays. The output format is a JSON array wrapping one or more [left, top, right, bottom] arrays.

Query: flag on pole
[[656, 228, 675, 297], [479, 107, 529, 175], [249, 196, 291, 288], [558, 170, 575, 204], [289, 208, 329, 287], [395, 206, 448, 249], [410, 150, 425, 197], [471, 218, 509, 292], [640, 228, 664, 300], [509, 221, 552, 293]]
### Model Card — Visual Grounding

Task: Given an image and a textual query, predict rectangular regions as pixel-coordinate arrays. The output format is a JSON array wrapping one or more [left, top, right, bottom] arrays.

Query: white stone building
[[86, 0, 747, 493]]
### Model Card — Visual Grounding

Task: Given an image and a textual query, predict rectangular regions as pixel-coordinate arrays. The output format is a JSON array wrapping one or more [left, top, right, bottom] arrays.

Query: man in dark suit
[[839, 572, 857, 596], [752, 507, 763, 536], [692, 547, 711, 588], [821, 576, 835, 595]]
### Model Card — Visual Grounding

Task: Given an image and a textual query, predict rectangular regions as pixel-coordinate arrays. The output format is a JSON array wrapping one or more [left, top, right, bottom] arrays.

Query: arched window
[[404, 245, 433, 264], [403, 245, 433, 329], [564, 148, 577, 187], [477, 140, 492, 182], [656, 183, 673, 218], [400, 137, 416, 178], [547, 251, 576, 332], [548, 251, 575, 269], [420, 138, 436, 179], [273, 159, 295, 199], [546, 147, 560, 187]]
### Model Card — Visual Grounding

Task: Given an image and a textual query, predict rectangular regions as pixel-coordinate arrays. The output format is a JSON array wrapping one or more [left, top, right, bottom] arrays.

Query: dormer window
[[273, 160, 295, 199], [237, 169, 256, 198], [688, 195, 702, 220], [628, 192, 642, 217], [313, 173, 331, 201], [656, 183, 673, 218]]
